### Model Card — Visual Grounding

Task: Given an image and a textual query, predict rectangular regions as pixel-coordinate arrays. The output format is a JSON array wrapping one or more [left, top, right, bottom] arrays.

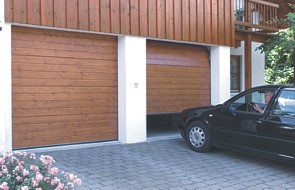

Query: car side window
[[228, 89, 274, 113], [272, 90, 295, 117]]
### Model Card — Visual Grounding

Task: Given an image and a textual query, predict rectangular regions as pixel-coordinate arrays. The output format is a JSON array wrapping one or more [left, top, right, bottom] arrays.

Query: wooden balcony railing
[[235, 0, 279, 32]]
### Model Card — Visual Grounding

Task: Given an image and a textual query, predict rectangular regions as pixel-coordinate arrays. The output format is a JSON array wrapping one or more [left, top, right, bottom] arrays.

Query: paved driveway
[[36, 137, 295, 190]]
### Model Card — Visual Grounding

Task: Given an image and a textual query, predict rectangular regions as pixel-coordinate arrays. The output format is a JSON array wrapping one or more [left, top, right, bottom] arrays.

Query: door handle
[[254, 120, 262, 124], [229, 112, 236, 116]]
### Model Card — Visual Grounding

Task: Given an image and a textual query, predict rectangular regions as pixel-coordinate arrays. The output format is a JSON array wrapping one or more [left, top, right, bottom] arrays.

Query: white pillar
[[118, 36, 146, 143], [252, 42, 265, 87], [210, 46, 231, 105], [0, 0, 12, 152]]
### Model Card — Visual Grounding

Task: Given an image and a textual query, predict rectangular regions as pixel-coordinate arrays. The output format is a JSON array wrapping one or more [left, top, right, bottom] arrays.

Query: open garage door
[[12, 26, 118, 148], [146, 40, 210, 137], [147, 40, 211, 114]]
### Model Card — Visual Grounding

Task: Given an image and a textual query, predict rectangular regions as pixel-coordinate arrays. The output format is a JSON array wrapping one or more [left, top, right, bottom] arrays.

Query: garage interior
[[147, 113, 181, 138]]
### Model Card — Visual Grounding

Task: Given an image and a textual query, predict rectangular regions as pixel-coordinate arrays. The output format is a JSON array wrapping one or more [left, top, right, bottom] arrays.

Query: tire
[[180, 130, 185, 139], [185, 121, 212, 152]]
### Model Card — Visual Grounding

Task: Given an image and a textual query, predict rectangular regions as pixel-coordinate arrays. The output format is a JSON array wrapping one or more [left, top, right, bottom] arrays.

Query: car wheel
[[185, 121, 212, 152], [180, 131, 185, 139]]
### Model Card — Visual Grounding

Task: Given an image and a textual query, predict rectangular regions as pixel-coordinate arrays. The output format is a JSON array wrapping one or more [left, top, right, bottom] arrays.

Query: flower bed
[[0, 152, 81, 190]]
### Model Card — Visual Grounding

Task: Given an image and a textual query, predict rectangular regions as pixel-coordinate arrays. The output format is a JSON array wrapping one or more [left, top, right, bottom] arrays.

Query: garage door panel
[[13, 86, 117, 95], [13, 121, 117, 135], [13, 47, 117, 60], [13, 62, 118, 74], [147, 41, 210, 113], [13, 55, 117, 68], [12, 113, 117, 126], [147, 59, 209, 67], [12, 71, 117, 80], [13, 27, 117, 47], [13, 93, 118, 102], [13, 39, 117, 54], [12, 132, 117, 149], [13, 78, 117, 87], [13, 119, 118, 133], [12, 106, 118, 117], [12, 26, 118, 148], [12, 101, 117, 110]]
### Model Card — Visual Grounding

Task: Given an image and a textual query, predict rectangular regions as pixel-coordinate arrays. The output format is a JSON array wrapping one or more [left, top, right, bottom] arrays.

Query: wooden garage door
[[147, 41, 210, 113], [12, 26, 118, 148]]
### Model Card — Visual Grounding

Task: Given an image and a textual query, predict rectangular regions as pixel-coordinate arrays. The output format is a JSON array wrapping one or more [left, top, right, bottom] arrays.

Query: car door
[[261, 88, 295, 160], [212, 88, 277, 152]]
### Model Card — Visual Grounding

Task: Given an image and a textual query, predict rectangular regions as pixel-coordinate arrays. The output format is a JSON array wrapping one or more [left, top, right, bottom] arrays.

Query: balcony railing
[[235, 0, 279, 32]]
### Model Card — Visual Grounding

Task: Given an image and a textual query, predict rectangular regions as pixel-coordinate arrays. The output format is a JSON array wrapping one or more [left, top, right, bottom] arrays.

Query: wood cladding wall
[[5, 0, 235, 47], [147, 41, 210, 113], [12, 26, 118, 148]]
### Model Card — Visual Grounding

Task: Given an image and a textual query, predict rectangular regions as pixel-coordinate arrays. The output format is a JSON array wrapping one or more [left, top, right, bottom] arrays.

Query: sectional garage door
[[12, 26, 118, 148], [147, 41, 210, 113]]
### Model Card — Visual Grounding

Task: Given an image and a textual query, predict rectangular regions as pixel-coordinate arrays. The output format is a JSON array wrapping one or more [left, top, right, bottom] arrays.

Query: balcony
[[235, 0, 280, 33]]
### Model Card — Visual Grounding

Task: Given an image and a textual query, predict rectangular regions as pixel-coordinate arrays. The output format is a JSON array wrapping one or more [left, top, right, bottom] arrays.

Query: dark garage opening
[[147, 113, 181, 138]]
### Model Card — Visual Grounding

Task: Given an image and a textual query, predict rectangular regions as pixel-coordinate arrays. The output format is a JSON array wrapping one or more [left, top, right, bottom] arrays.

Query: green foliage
[[258, 4, 295, 85], [234, 8, 245, 30]]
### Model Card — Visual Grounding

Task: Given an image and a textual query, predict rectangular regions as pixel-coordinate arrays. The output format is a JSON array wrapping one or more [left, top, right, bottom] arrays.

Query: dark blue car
[[178, 85, 295, 165]]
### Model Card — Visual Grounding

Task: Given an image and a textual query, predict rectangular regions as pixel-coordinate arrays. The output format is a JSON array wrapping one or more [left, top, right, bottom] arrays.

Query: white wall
[[118, 36, 147, 144], [211, 46, 231, 105], [251, 42, 265, 87], [0, 0, 12, 152]]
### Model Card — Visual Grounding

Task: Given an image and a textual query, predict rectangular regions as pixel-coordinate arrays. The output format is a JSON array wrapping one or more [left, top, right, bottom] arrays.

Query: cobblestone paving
[[38, 138, 295, 190]]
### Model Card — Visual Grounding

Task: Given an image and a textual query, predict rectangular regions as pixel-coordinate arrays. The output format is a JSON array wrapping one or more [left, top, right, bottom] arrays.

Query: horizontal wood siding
[[12, 26, 118, 148], [147, 41, 210, 113], [4, 0, 235, 46]]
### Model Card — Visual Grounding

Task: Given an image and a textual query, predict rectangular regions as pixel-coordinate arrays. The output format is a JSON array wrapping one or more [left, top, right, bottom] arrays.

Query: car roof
[[252, 85, 295, 90]]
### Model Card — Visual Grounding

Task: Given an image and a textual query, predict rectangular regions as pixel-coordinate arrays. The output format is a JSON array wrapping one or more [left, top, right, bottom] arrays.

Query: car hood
[[180, 104, 223, 121], [182, 104, 222, 113]]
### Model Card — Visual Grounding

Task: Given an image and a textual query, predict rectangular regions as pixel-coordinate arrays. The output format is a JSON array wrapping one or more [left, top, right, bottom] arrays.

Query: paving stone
[[34, 138, 295, 189]]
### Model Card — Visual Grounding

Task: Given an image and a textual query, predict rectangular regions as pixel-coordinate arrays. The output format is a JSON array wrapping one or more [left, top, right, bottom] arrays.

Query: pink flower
[[0, 152, 81, 189], [30, 165, 39, 172], [16, 176, 23, 182], [2, 169, 8, 174], [44, 177, 51, 183], [32, 179, 39, 187], [0, 158, 5, 165], [74, 178, 82, 186], [69, 174, 75, 181], [55, 183, 65, 190], [15, 165, 23, 171], [35, 172, 43, 182], [14, 151, 23, 156], [20, 186, 28, 190], [23, 169, 29, 176], [30, 153, 36, 159], [40, 155, 55, 169], [51, 177, 61, 186], [51, 167, 59, 175], [0, 182, 9, 190]]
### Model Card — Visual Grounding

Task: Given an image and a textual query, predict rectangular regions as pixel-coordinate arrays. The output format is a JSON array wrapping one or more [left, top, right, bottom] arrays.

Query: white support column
[[252, 42, 265, 87], [210, 46, 231, 105], [0, 0, 12, 152], [118, 36, 146, 144]]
